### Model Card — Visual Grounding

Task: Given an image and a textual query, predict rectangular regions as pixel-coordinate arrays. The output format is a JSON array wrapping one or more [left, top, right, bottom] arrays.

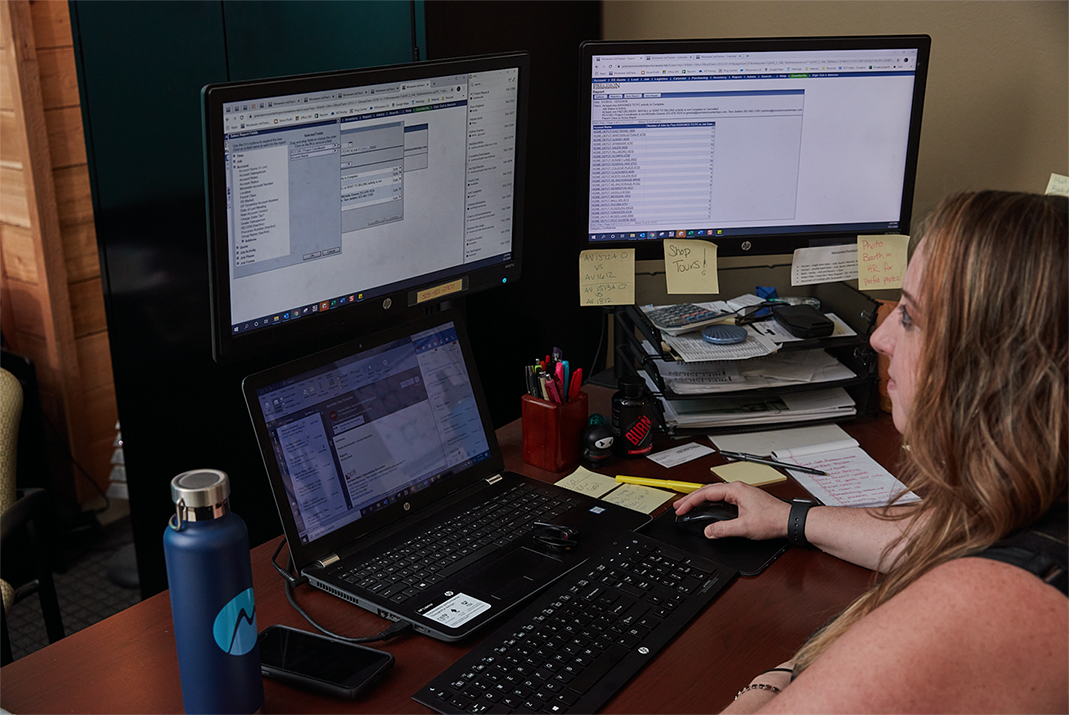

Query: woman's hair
[[793, 190, 1068, 672]]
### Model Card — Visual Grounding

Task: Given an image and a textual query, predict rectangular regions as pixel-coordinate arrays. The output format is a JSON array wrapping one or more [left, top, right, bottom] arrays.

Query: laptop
[[242, 308, 649, 641]]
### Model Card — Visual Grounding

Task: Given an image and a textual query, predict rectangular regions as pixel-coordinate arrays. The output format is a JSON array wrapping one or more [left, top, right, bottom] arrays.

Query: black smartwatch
[[788, 498, 817, 547]]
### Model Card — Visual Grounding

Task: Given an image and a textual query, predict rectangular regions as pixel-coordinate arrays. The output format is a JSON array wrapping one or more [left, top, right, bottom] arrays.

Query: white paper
[[750, 312, 857, 344], [663, 327, 778, 363], [771, 440, 919, 508], [709, 424, 853, 456], [791, 244, 859, 286], [647, 441, 714, 468]]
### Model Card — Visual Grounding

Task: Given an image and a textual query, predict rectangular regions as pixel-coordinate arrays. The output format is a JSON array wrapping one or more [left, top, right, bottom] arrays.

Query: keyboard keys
[[413, 533, 736, 713]]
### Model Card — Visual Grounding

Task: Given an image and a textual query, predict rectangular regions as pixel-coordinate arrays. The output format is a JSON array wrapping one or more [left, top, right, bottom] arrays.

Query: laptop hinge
[[317, 553, 341, 568], [486, 474, 504, 485]]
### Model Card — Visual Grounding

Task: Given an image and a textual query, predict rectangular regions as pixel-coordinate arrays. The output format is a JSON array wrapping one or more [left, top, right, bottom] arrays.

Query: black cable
[[271, 538, 413, 644]]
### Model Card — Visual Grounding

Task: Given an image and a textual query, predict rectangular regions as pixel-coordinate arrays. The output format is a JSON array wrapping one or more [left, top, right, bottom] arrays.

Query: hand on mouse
[[673, 481, 791, 540]]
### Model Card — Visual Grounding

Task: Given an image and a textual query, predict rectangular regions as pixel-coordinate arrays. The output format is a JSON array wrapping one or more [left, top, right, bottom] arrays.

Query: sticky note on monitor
[[1047, 173, 1069, 197], [711, 461, 786, 487], [664, 239, 718, 294], [857, 234, 909, 291], [579, 249, 635, 306]]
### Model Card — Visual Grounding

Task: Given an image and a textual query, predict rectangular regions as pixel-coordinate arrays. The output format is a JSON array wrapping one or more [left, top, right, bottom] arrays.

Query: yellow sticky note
[[1046, 173, 1069, 197], [711, 461, 786, 487], [664, 239, 719, 295], [579, 249, 635, 306], [857, 234, 909, 291]]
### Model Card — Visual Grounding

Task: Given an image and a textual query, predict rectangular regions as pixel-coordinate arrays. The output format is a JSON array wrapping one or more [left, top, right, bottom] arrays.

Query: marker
[[719, 450, 828, 476], [615, 475, 706, 494]]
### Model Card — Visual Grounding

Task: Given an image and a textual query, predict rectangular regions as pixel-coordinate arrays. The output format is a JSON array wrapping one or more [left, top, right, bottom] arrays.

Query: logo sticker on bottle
[[212, 587, 258, 656]]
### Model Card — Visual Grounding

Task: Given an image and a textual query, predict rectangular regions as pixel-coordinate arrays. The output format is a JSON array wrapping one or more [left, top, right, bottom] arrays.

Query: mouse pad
[[639, 509, 789, 576]]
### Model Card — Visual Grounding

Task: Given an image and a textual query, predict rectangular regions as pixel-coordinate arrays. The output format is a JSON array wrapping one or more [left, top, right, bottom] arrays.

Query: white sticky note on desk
[[601, 483, 674, 514], [1047, 173, 1069, 197], [555, 467, 619, 498], [858, 234, 909, 291], [647, 441, 714, 468], [579, 249, 635, 306], [791, 244, 858, 286], [664, 239, 718, 294]]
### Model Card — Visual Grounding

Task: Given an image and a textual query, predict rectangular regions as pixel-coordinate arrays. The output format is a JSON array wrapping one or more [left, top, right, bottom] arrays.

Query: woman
[[674, 191, 1068, 713]]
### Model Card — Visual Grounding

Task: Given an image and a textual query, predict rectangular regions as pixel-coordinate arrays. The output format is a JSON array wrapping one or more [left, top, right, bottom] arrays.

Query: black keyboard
[[332, 483, 576, 605], [413, 533, 737, 714]]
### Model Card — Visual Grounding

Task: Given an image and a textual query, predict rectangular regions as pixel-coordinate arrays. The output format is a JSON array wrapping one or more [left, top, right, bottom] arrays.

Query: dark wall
[[74, 0, 602, 598], [72, 0, 424, 598], [425, 1, 605, 425]]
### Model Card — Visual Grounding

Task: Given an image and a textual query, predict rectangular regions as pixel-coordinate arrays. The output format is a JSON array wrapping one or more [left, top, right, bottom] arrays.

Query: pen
[[615, 475, 706, 494], [719, 450, 828, 476]]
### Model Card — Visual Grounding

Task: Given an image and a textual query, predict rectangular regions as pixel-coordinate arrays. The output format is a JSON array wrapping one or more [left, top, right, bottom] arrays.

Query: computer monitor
[[579, 36, 929, 260], [203, 52, 529, 363]]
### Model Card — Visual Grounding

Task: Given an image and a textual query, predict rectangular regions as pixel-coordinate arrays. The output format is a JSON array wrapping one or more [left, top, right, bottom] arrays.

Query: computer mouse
[[674, 502, 739, 533]]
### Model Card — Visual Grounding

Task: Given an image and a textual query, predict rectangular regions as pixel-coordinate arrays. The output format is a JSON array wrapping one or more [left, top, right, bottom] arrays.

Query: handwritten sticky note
[[554, 467, 619, 498], [579, 249, 635, 306], [857, 235, 909, 291], [791, 244, 859, 286], [711, 461, 786, 487], [1046, 173, 1069, 197], [600, 483, 675, 514], [664, 239, 718, 294]]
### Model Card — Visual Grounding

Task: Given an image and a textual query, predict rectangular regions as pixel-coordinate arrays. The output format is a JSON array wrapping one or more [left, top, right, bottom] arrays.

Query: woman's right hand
[[673, 481, 792, 541]]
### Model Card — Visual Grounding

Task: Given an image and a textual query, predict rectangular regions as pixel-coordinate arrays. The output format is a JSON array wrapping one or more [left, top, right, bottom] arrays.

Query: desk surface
[[0, 387, 900, 714]]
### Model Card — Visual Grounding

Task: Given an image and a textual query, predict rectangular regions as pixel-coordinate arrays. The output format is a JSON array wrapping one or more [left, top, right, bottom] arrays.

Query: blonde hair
[[793, 191, 1068, 672]]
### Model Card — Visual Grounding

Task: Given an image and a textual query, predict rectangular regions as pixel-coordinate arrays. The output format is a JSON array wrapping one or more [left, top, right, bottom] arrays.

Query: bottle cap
[[617, 374, 646, 399], [170, 470, 231, 527]]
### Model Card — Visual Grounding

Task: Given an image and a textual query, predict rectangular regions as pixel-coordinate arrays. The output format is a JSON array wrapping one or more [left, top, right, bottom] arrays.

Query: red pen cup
[[521, 392, 588, 472]]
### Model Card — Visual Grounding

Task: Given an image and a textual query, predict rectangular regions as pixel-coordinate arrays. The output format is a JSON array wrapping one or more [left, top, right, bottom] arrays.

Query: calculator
[[644, 303, 730, 331]]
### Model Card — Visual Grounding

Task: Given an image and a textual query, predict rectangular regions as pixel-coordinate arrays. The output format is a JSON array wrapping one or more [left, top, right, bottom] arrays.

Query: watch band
[[788, 499, 816, 547]]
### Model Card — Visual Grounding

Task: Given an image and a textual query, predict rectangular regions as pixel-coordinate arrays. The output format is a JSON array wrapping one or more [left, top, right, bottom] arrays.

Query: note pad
[[771, 439, 919, 507], [711, 461, 786, 487]]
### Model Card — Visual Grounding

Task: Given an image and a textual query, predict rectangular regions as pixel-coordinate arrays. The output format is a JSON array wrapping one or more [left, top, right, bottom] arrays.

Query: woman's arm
[[758, 557, 1069, 713], [673, 482, 920, 572]]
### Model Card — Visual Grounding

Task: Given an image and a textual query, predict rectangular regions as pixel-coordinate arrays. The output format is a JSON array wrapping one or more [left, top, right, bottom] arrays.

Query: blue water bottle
[[163, 469, 264, 714]]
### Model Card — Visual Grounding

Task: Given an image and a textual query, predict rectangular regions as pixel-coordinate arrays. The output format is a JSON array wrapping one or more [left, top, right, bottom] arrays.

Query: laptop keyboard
[[413, 532, 736, 714], [334, 482, 577, 605]]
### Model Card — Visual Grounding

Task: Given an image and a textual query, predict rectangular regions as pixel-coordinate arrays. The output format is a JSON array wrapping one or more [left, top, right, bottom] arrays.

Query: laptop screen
[[248, 319, 491, 545]]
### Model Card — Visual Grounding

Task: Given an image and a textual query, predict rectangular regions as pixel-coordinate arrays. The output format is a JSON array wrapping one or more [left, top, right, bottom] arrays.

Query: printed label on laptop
[[420, 593, 491, 628]]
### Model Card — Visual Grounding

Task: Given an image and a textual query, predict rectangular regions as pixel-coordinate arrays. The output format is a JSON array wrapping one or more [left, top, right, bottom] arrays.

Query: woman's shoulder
[[773, 557, 1067, 712]]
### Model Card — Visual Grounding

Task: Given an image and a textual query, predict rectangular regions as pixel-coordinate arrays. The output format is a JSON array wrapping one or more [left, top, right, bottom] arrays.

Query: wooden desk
[[0, 388, 901, 714]]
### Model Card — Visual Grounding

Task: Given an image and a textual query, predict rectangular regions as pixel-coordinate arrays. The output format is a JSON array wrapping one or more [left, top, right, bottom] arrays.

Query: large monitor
[[579, 36, 929, 260], [203, 52, 528, 363]]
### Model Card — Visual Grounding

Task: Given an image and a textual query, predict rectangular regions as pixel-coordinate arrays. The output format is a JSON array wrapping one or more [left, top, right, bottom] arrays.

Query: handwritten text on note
[[664, 239, 718, 294], [857, 234, 909, 290], [579, 249, 635, 306], [1047, 173, 1069, 197]]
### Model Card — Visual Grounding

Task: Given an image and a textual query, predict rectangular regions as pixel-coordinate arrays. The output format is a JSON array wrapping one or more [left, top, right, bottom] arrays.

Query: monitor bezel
[[203, 51, 529, 363], [577, 35, 930, 261]]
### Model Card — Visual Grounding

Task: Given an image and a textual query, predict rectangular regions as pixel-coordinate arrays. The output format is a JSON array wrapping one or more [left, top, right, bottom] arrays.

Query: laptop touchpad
[[460, 547, 562, 601]]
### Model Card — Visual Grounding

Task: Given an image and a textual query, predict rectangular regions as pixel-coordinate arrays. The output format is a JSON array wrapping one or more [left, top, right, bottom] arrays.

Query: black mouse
[[674, 502, 739, 533]]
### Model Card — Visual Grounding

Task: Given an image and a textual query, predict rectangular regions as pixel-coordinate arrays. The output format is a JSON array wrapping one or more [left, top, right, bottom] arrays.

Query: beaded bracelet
[[735, 683, 782, 700]]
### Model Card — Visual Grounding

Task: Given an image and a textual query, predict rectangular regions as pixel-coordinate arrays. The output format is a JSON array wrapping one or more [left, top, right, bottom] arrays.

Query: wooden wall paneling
[[43, 104, 85, 167], [0, 224, 37, 282], [0, 164, 30, 225], [1, 0, 95, 501], [68, 275, 104, 336], [29, 0, 73, 49], [58, 220, 96, 283]]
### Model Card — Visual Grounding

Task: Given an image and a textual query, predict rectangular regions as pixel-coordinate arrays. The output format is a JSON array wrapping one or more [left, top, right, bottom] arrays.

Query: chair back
[[0, 368, 22, 515]]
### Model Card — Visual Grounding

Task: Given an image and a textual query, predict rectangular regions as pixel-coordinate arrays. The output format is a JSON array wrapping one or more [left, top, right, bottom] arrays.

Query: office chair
[[1, 367, 65, 664]]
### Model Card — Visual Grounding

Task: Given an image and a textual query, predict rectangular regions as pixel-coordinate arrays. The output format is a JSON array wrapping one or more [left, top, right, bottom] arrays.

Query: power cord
[[271, 538, 414, 644]]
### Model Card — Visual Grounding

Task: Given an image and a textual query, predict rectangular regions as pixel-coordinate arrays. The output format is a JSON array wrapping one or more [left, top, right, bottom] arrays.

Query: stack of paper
[[651, 381, 857, 429], [645, 343, 856, 395]]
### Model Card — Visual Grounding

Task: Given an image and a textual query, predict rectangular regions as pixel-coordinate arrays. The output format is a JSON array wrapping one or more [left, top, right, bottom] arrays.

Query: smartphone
[[258, 625, 394, 699]]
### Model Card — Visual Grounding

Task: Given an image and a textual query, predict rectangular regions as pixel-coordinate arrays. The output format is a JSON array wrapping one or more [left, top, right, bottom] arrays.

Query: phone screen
[[259, 626, 393, 690]]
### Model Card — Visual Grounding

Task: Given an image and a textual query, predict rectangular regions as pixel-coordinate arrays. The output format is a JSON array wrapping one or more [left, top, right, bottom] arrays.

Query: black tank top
[[970, 501, 1068, 596]]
